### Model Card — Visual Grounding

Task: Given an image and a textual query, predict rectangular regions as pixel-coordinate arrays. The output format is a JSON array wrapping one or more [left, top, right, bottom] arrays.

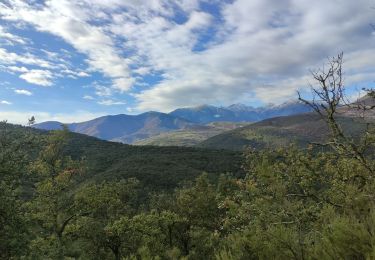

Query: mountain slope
[[199, 112, 372, 150], [169, 105, 240, 123], [134, 122, 250, 147], [34, 112, 197, 144], [2, 122, 244, 192], [33, 121, 64, 130]]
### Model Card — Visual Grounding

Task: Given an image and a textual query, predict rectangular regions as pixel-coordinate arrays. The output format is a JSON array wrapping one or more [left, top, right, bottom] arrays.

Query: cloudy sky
[[0, 0, 374, 124]]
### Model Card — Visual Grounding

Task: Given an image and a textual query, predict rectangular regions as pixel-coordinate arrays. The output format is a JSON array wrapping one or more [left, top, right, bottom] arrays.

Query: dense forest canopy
[[1, 55, 375, 259]]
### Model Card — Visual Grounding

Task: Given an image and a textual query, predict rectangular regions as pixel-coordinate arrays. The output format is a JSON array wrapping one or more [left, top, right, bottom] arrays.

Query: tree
[[72, 179, 140, 259], [105, 213, 164, 259], [0, 122, 30, 259], [298, 52, 374, 174], [29, 127, 85, 259], [173, 173, 222, 258], [28, 116, 36, 126]]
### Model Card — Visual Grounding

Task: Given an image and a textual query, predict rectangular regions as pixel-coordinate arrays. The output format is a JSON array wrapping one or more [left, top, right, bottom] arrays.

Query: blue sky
[[0, 0, 374, 124]]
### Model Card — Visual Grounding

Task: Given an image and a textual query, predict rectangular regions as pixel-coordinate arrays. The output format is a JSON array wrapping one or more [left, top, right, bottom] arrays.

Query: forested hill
[[199, 112, 373, 150], [65, 129, 244, 190], [1, 122, 244, 191]]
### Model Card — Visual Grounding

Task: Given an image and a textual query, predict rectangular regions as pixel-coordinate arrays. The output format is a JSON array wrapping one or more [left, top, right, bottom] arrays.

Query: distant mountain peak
[[227, 103, 254, 112], [194, 104, 217, 110], [354, 94, 375, 106], [268, 99, 301, 109], [169, 100, 312, 124]]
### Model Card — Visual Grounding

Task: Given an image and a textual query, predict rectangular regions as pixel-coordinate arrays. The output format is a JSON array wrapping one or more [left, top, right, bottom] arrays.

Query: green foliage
[[63, 130, 245, 191], [0, 122, 242, 259], [70, 179, 141, 259], [0, 122, 33, 259], [200, 114, 372, 151], [217, 146, 375, 260], [134, 122, 250, 147], [28, 128, 86, 259]]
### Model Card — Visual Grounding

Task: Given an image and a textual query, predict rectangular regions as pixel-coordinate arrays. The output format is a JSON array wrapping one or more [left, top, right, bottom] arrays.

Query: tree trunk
[[56, 234, 64, 260], [111, 246, 120, 260]]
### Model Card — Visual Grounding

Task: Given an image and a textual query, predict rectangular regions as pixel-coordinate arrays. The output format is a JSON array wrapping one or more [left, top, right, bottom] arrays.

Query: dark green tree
[[72, 179, 140, 259], [0, 122, 30, 259], [28, 127, 85, 259]]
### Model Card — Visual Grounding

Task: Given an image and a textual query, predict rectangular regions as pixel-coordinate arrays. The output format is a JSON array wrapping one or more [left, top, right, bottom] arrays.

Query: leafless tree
[[298, 52, 374, 174]]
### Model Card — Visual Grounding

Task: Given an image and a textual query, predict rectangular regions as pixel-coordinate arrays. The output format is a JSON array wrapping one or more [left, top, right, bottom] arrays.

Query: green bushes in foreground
[[2, 125, 374, 259]]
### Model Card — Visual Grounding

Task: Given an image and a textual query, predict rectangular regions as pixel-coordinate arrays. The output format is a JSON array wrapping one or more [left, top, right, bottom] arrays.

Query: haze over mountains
[[199, 113, 371, 150], [199, 95, 375, 150], [33, 101, 312, 144], [170, 100, 311, 123], [34, 112, 195, 144]]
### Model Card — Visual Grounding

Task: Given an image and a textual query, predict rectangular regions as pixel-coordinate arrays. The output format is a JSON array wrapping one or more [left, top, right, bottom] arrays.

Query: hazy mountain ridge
[[198, 97, 375, 150], [34, 101, 311, 144], [34, 112, 197, 144], [170, 101, 312, 123], [199, 110, 375, 150]]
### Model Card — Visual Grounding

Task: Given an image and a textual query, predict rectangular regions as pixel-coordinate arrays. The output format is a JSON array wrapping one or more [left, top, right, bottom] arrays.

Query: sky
[[0, 0, 374, 124]]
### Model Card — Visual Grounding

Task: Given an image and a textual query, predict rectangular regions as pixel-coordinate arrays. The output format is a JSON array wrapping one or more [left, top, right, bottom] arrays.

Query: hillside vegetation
[[135, 122, 250, 147], [0, 123, 243, 192], [200, 112, 373, 150]]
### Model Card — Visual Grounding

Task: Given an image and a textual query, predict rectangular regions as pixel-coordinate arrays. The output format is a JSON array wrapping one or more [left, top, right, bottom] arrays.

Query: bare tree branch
[[298, 53, 374, 175]]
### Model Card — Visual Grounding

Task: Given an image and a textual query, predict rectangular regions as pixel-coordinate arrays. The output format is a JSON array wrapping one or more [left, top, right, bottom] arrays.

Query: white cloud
[[131, 0, 375, 111], [61, 69, 90, 78], [7, 65, 29, 73], [0, 25, 27, 44], [94, 84, 113, 97], [98, 99, 126, 106], [112, 77, 134, 92], [134, 66, 151, 75], [0, 100, 12, 105], [0, 49, 89, 85], [77, 71, 90, 77], [0, 0, 133, 92], [83, 95, 94, 100], [1, 0, 374, 111], [19, 69, 53, 86], [0, 48, 53, 68], [14, 89, 33, 96]]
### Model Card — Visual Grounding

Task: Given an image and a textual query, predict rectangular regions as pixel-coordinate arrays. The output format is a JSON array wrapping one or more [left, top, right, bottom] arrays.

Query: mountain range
[[34, 101, 312, 144], [199, 113, 371, 150], [170, 100, 311, 123], [199, 95, 375, 150], [34, 112, 195, 144], [32, 96, 375, 150]]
